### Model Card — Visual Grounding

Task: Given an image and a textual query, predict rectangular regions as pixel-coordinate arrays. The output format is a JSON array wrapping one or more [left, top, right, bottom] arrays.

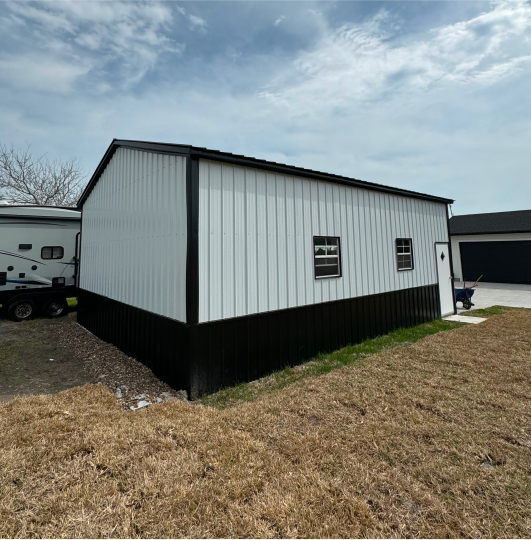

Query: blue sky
[[0, 1, 530, 215]]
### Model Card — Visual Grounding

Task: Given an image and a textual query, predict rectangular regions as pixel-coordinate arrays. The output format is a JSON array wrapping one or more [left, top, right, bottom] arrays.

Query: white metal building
[[78, 140, 455, 398]]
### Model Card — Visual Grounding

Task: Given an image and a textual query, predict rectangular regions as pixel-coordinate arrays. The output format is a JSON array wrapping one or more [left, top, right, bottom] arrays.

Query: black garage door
[[460, 240, 531, 284]]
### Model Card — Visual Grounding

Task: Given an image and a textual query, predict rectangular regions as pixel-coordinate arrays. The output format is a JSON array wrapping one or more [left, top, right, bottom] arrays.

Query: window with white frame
[[314, 237, 341, 278], [396, 238, 413, 270]]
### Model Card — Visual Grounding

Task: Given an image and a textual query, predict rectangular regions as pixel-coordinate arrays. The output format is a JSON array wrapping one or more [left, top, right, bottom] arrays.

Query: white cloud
[[1, 1, 183, 91], [259, 2, 531, 113], [274, 15, 286, 27], [188, 14, 207, 32], [0, 54, 90, 92]]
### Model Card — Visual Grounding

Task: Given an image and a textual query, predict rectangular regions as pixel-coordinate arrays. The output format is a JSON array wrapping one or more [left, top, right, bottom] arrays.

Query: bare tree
[[0, 144, 85, 207]]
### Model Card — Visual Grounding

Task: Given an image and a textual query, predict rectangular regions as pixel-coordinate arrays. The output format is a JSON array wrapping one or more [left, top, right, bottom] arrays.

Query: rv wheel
[[8, 300, 37, 322], [42, 297, 68, 318]]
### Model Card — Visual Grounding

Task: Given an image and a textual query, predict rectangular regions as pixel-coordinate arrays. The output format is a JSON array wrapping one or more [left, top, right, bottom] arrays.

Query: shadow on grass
[[201, 318, 465, 409]]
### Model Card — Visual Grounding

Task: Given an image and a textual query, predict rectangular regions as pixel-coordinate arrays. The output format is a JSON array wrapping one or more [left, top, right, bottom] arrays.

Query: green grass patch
[[462, 305, 529, 318], [200, 318, 464, 409]]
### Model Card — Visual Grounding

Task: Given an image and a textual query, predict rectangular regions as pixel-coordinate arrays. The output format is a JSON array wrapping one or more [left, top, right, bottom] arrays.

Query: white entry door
[[435, 243, 454, 316]]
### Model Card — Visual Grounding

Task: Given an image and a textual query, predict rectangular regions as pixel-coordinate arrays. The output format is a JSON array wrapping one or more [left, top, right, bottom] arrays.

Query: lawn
[[1, 310, 531, 538]]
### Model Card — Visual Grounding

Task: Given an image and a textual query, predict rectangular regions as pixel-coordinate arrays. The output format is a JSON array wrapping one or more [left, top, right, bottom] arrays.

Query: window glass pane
[[315, 246, 326, 256], [327, 238, 338, 246], [327, 246, 338, 255], [316, 257, 338, 266], [315, 264, 339, 277], [314, 237, 326, 246], [53, 247, 64, 259], [42, 247, 52, 259]]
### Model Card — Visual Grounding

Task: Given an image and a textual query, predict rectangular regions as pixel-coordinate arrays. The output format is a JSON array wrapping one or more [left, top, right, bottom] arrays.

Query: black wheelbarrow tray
[[454, 288, 475, 310]]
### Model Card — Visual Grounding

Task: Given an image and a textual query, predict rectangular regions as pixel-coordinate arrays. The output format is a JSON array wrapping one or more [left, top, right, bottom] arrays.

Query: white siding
[[198, 159, 449, 323], [81, 147, 187, 323]]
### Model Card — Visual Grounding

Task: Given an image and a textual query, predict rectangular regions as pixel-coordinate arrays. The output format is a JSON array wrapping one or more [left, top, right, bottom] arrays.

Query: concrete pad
[[453, 282, 531, 312], [444, 314, 486, 324]]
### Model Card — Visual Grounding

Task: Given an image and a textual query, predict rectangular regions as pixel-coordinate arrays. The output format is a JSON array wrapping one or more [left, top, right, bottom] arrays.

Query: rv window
[[396, 239, 413, 271], [314, 236, 341, 278], [41, 246, 64, 260], [0, 272, 6, 286]]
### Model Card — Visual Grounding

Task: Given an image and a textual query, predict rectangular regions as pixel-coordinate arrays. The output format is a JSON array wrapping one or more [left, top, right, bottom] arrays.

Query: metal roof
[[78, 139, 454, 207], [450, 209, 531, 235]]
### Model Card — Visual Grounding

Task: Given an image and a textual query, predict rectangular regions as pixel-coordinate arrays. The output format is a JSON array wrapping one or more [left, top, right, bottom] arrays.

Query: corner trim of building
[[186, 156, 200, 325], [446, 205, 457, 315]]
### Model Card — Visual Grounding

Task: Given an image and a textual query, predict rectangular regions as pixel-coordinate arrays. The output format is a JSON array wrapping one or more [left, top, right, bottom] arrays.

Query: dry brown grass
[[1, 311, 531, 538]]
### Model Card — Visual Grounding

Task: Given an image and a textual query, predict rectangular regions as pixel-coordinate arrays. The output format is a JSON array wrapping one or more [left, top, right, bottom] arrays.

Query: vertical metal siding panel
[[293, 178, 305, 308], [413, 199, 424, 286], [266, 173, 279, 311], [331, 184, 341, 300], [352, 189, 363, 298], [209, 162, 223, 321], [222, 165, 235, 319], [419, 200, 430, 286], [199, 159, 210, 321], [374, 193, 386, 294], [245, 169, 258, 316], [364, 191, 375, 296], [302, 179, 314, 305], [256, 170, 269, 313], [234, 166, 247, 317], [318, 181, 329, 302], [276, 174, 288, 310], [403, 197, 413, 290], [426, 201, 437, 283], [407, 197, 418, 288], [344, 187, 355, 298], [339, 186, 350, 299], [420, 200, 431, 284], [415, 200, 424, 287], [311, 181, 322, 304], [383, 194, 395, 293], [286, 176, 298, 308], [360, 190, 369, 295]]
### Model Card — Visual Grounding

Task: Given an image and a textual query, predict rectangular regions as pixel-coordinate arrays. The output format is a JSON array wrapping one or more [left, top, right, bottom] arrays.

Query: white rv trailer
[[0, 205, 81, 321]]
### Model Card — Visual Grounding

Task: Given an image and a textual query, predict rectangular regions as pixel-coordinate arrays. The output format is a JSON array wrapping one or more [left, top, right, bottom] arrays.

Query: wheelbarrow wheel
[[462, 299, 472, 310]]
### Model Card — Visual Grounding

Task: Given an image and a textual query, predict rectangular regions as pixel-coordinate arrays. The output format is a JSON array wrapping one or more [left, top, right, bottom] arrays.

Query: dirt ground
[[0, 308, 183, 407], [1, 310, 530, 538], [0, 311, 89, 403]]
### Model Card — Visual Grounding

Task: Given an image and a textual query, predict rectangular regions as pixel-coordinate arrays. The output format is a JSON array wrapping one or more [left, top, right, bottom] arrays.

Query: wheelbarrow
[[454, 275, 482, 310], [454, 287, 475, 310]]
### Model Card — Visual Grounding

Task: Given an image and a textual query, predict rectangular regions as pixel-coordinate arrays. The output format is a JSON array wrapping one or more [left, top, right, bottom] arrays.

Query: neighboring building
[[450, 210, 531, 285], [77, 139, 455, 398]]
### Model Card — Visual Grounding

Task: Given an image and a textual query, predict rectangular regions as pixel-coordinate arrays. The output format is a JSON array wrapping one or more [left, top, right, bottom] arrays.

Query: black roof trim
[[450, 209, 531, 236], [0, 204, 80, 211], [78, 139, 454, 208], [0, 214, 80, 222]]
